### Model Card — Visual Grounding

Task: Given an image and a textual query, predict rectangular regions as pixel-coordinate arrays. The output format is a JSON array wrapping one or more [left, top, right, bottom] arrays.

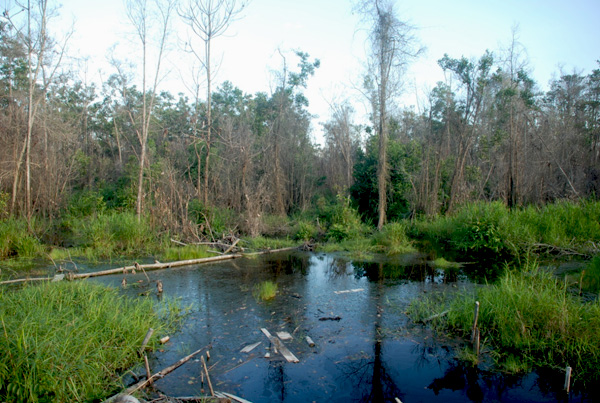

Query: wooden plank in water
[[276, 331, 292, 341], [260, 328, 299, 363], [333, 288, 364, 295], [240, 342, 262, 353]]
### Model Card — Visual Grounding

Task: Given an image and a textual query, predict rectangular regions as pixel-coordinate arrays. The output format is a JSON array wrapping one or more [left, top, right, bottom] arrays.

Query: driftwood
[[201, 355, 215, 396], [1, 246, 301, 286], [103, 345, 209, 402]]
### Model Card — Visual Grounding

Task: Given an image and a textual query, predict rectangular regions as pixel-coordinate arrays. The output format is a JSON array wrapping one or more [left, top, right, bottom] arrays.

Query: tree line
[[0, 0, 598, 239]]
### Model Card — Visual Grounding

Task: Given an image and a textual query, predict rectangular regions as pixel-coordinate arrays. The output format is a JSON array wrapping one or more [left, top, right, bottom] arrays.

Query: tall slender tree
[[125, 0, 175, 221], [179, 0, 247, 206], [358, 0, 422, 229]]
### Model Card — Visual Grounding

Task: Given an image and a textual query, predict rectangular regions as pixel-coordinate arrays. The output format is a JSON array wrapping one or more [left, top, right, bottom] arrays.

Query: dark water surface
[[93, 252, 591, 402]]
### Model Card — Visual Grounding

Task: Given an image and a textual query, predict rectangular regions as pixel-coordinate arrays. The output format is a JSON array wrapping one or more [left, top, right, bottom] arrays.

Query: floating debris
[[276, 331, 292, 341], [333, 288, 364, 295], [318, 316, 342, 321], [240, 342, 262, 353]]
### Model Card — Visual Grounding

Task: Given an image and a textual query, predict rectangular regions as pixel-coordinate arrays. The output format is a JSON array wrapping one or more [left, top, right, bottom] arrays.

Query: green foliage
[[372, 222, 416, 255], [261, 214, 293, 238], [64, 212, 157, 259], [253, 280, 277, 301], [581, 255, 600, 294], [0, 192, 9, 220], [410, 264, 600, 383], [0, 281, 178, 402], [240, 236, 296, 251], [293, 220, 319, 241], [320, 194, 367, 241], [188, 200, 240, 236], [0, 218, 44, 259], [350, 138, 418, 223], [161, 245, 211, 261], [410, 200, 600, 276], [67, 190, 106, 217]]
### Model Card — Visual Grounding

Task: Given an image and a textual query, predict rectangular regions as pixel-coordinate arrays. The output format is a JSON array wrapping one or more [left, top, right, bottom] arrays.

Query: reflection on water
[[92, 252, 594, 402]]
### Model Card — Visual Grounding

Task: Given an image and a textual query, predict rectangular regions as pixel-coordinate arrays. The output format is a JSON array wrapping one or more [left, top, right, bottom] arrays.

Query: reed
[[410, 263, 600, 384], [0, 281, 180, 402]]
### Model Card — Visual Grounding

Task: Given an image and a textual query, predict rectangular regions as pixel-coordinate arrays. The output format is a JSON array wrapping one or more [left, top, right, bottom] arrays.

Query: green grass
[[63, 212, 159, 259], [409, 199, 600, 279], [429, 257, 462, 269], [0, 281, 181, 402], [253, 280, 277, 301], [372, 222, 417, 255], [409, 263, 600, 383], [240, 236, 297, 251], [161, 245, 211, 261], [0, 218, 45, 259]]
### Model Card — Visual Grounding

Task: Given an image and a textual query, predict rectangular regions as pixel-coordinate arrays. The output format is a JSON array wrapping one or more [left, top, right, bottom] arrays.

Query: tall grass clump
[[161, 244, 211, 261], [581, 255, 600, 294], [373, 222, 416, 255], [253, 280, 277, 301], [529, 200, 600, 250], [63, 211, 158, 259], [0, 218, 44, 259], [0, 281, 178, 402], [412, 263, 600, 383]]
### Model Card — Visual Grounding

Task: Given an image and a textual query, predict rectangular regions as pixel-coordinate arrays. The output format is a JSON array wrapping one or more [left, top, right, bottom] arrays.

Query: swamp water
[[93, 252, 591, 402]]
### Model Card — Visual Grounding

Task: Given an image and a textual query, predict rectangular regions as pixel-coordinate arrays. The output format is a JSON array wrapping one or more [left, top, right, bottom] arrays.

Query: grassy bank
[[0, 281, 181, 402], [0, 199, 598, 281], [409, 264, 600, 385], [409, 200, 600, 266]]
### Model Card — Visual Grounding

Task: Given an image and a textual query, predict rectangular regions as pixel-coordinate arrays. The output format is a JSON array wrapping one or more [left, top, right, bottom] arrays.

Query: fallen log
[[1, 246, 303, 286]]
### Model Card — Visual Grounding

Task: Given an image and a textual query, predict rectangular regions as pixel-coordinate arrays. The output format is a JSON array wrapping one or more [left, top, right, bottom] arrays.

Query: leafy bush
[[294, 220, 318, 241], [189, 200, 241, 236], [322, 195, 367, 241], [410, 200, 600, 271], [67, 190, 106, 217]]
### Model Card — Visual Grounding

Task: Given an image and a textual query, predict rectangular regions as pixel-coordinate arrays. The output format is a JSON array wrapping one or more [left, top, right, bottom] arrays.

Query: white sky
[[19, 0, 600, 141]]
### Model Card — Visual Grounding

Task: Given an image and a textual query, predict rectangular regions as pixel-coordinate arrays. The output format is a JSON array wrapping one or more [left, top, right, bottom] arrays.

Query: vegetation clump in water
[[409, 263, 600, 385], [0, 281, 181, 402], [253, 280, 277, 301]]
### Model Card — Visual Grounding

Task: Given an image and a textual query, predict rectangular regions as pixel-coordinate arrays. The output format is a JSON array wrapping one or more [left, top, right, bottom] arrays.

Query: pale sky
[[19, 0, 600, 141]]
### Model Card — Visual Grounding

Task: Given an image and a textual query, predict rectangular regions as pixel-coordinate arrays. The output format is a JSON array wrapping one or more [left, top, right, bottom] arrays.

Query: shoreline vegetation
[[0, 281, 186, 402], [0, 199, 599, 400]]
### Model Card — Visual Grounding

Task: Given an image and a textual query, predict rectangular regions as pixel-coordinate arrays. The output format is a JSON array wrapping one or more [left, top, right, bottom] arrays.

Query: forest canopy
[[0, 0, 598, 238]]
